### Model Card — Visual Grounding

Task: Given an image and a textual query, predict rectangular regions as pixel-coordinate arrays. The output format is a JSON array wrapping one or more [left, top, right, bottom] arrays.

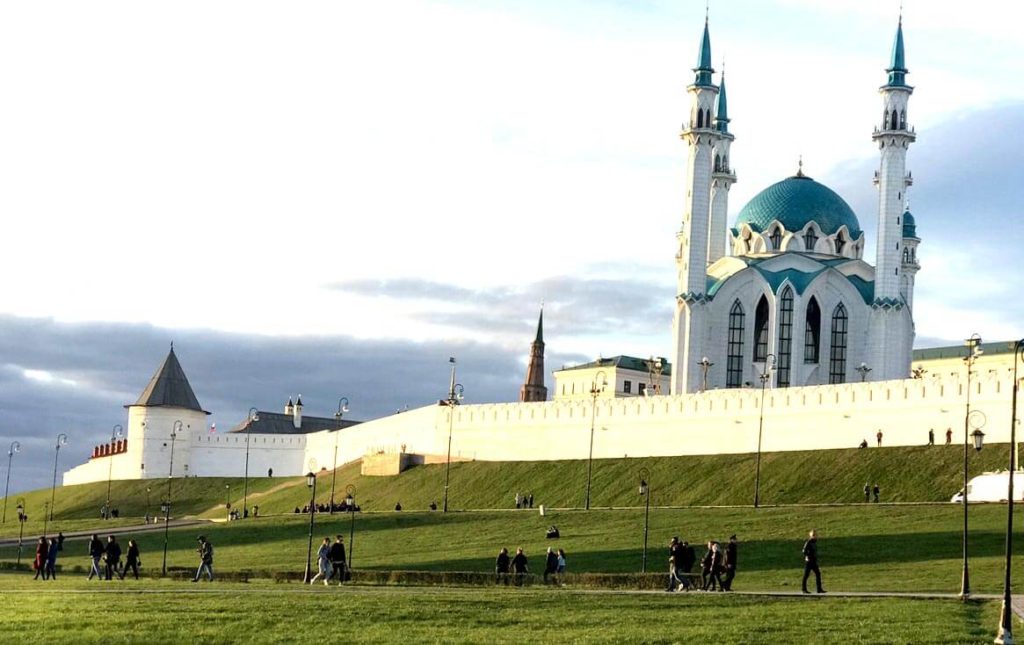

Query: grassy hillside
[[1, 443, 1017, 536]]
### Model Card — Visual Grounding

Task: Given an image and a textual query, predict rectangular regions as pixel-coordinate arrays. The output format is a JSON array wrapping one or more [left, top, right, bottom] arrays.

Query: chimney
[[293, 395, 303, 429], [284, 397, 294, 415]]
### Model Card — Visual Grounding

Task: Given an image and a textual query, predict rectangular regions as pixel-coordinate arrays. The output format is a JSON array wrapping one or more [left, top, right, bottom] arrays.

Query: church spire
[[519, 307, 548, 402], [714, 69, 729, 133], [693, 17, 715, 87]]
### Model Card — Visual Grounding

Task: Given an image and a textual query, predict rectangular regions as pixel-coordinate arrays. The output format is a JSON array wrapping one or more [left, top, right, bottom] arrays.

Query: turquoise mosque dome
[[734, 174, 862, 238], [902, 209, 917, 238]]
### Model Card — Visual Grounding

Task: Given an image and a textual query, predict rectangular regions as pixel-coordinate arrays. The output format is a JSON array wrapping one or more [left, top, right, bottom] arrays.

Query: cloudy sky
[[1, 0, 1022, 493]]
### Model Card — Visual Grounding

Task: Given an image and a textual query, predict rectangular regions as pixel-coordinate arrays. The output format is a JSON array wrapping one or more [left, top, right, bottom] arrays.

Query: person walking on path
[[104, 535, 123, 580], [873, 484, 880, 503], [863, 483, 870, 503], [33, 537, 49, 580], [310, 537, 332, 586], [87, 534, 104, 580], [876, 430, 883, 447], [666, 537, 683, 592], [801, 530, 825, 594], [45, 537, 59, 580], [928, 428, 935, 445], [193, 535, 214, 582], [722, 535, 738, 591], [328, 535, 347, 585], [514, 493, 521, 509], [543, 547, 558, 584], [123, 540, 141, 580], [556, 549, 566, 586], [946, 428, 953, 445], [701, 542, 723, 591], [681, 540, 696, 586], [495, 547, 511, 585], [511, 547, 529, 586]]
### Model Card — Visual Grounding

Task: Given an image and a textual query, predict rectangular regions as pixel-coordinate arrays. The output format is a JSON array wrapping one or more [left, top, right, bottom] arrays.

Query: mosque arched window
[[714, 153, 721, 172], [697, 110, 704, 128], [803, 229, 818, 251], [770, 228, 783, 251], [834, 232, 846, 255], [804, 297, 821, 364], [899, 110, 906, 129], [726, 301, 745, 388], [828, 303, 848, 384], [754, 295, 770, 362], [902, 248, 910, 263], [777, 287, 794, 387]]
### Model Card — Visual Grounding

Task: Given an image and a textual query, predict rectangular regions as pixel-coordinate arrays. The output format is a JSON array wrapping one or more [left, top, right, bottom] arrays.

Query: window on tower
[[697, 110, 704, 128], [803, 229, 818, 251], [900, 110, 906, 129], [834, 232, 846, 255], [754, 296, 769, 362], [777, 287, 794, 387], [623, 380, 632, 394], [828, 303, 848, 384], [726, 301, 745, 388], [770, 228, 783, 251], [804, 297, 821, 364]]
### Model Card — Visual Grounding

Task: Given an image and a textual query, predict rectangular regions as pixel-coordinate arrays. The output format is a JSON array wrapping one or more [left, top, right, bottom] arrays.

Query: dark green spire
[[715, 72, 730, 132], [693, 18, 715, 87], [886, 17, 908, 87]]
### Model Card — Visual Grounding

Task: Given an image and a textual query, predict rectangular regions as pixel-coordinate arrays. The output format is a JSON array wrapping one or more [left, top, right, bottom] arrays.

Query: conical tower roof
[[131, 347, 208, 414]]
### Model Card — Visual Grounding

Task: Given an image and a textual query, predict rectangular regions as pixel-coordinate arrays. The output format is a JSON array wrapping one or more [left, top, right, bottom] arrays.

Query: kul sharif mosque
[[671, 15, 920, 394]]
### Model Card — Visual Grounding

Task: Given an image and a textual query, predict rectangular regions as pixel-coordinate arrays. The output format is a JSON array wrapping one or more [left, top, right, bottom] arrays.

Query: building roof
[[558, 355, 672, 376], [886, 18, 909, 87], [734, 174, 862, 238], [715, 73, 730, 132], [705, 256, 874, 305], [912, 341, 1016, 362], [693, 19, 715, 87], [902, 209, 917, 238], [229, 411, 361, 435], [130, 347, 208, 414]]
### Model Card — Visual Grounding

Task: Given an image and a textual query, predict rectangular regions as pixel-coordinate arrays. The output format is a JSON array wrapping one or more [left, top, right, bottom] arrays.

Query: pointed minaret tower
[[867, 16, 917, 379], [708, 66, 736, 264], [899, 203, 920, 311], [672, 15, 720, 394], [519, 308, 548, 402]]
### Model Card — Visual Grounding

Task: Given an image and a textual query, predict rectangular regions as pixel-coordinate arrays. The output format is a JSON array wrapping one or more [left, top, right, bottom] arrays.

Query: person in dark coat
[[87, 534, 105, 580], [328, 535, 347, 585], [544, 547, 558, 584], [105, 535, 123, 580], [495, 547, 511, 585], [722, 535, 738, 591], [45, 537, 59, 580], [802, 530, 825, 594], [681, 540, 696, 579], [873, 484, 880, 503], [666, 537, 686, 591], [702, 542, 723, 591], [511, 547, 529, 586], [123, 539, 141, 580], [33, 537, 49, 580]]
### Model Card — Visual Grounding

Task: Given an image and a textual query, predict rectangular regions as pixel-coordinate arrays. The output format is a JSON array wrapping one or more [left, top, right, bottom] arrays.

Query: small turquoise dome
[[735, 175, 862, 238], [902, 209, 917, 238]]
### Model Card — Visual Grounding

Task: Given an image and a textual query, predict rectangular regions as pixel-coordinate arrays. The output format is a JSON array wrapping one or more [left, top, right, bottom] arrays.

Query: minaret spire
[[694, 15, 715, 87], [519, 307, 548, 402]]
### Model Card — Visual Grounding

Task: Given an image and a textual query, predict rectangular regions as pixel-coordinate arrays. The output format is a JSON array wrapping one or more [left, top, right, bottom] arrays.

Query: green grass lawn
[[5, 504, 1022, 595], [0, 580, 1004, 644], [3, 443, 1017, 535]]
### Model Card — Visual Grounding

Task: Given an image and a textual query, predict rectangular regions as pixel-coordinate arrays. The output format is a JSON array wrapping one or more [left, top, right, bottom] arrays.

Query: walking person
[[945, 428, 953, 445], [45, 537, 59, 580], [33, 537, 49, 580], [310, 537, 332, 586], [514, 493, 521, 509], [511, 547, 529, 586], [722, 535, 738, 591], [666, 537, 686, 591], [863, 483, 870, 502], [193, 535, 214, 582], [87, 534, 104, 580], [681, 540, 696, 585], [495, 547, 511, 585], [123, 540, 141, 580], [801, 530, 825, 594], [876, 430, 883, 447], [556, 549, 566, 586], [328, 535, 347, 585], [544, 547, 558, 584], [104, 535, 123, 580], [699, 541, 712, 590], [927, 428, 935, 446], [873, 484, 880, 503]]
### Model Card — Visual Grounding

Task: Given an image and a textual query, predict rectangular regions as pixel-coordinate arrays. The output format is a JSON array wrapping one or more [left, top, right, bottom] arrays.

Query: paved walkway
[[0, 518, 211, 547]]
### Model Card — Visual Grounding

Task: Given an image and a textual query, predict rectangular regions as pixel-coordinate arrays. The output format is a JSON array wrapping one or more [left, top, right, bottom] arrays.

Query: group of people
[[665, 535, 738, 592], [31, 533, 65, 580], [295, 501, 360, 514], [32, 533, 212, 582], [493, 546, 565, 585], [863, 483, 882, 503], [310, 535, 350, 586], [513, 493, 535, 509]]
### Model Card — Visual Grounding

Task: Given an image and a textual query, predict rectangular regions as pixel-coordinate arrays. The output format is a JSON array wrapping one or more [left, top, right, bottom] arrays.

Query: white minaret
[[672, 17, 719, 394], [867, 17, 916, 380], [708, 68, 736, 264], [899, 205, 920, 311]]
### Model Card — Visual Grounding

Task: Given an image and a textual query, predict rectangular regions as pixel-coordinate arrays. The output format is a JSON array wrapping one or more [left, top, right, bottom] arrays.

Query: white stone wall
[[189, 431, 306, 477]]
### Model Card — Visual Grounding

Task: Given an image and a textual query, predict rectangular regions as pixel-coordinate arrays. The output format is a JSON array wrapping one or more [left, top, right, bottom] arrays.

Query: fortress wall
[[189, 432, 306, 477]]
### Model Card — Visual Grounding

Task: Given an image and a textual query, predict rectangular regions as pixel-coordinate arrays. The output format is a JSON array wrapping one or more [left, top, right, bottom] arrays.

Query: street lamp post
[[42, 501, 49, 538], [995, 338, 1024, 644], [442, 358, 464, 513], [225, 484, 231, 521], [697, 357, 714, 392], [639, 468, 651, 573], [586, 371, 608, 511], [346, 485, 356, 572], [303, 471, 317, 583], [330, 397, 349, 514], [161, 420, 181, 577], [961, 333, 983, 600], [105, 424, 124, 520], [3, 441, 20, 523], [856, 362, 872, 382], [49, 433, 67, 522], [754, 355, 776, 508], [242, 407, 259, 519], [15, 499, 26, 565], [145, 486, 151, 521]]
